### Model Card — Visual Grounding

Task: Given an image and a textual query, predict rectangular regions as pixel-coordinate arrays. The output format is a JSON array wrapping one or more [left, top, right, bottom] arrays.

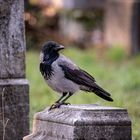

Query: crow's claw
[[63, 102, 70, 105], [48, 102, 70, 111]]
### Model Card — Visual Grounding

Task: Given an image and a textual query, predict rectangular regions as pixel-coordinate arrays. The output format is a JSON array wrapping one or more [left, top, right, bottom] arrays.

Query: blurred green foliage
[[105, 46, 126, 62], [26, 48, 140, 140]]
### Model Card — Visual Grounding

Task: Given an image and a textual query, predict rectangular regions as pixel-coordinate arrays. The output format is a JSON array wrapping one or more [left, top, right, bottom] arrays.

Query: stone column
[[23, 105, 131, 140], [0, 0, 29, 140]]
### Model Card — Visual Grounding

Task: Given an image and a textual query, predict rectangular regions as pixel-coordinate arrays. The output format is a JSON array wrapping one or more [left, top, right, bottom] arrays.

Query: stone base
[[23, 104, 131, 140], [0, 79, 29, 140]]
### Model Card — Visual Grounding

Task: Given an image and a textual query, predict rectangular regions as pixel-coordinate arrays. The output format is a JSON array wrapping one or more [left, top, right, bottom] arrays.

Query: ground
[[26, 47, 140, 140]]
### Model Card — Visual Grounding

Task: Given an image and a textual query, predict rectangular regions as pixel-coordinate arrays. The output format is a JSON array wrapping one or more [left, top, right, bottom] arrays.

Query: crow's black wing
[[60, 64, 96, 86], [59, 64, 113, 101]]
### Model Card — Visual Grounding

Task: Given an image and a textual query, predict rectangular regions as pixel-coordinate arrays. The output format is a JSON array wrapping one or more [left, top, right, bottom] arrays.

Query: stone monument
[[0, 0, 29, 140]]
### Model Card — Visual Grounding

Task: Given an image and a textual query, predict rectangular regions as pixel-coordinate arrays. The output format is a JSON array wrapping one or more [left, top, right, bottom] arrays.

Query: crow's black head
[[41, 41, 64, 63]]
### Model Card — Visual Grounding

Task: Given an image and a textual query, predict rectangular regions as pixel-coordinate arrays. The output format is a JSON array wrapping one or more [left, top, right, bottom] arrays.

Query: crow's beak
[[55, 45, 65, 51]]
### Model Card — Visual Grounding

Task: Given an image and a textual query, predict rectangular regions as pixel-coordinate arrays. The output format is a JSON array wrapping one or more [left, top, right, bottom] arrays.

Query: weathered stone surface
[[0, 0, 29, 139], [24, 104, 132, 140], [0, 0, 25, 78], [0, 79, 29, 140]]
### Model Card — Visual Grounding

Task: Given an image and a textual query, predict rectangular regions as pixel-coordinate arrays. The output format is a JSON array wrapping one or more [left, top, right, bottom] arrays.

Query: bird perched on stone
[[40, 41, 113, 110]]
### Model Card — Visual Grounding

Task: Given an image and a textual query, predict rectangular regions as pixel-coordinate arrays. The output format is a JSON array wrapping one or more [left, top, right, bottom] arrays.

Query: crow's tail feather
[[91, 83, 113, 102]]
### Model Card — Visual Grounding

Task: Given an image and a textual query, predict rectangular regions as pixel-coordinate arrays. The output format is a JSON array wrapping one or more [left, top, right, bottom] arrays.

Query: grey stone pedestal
[[23, 104, 131, 140]]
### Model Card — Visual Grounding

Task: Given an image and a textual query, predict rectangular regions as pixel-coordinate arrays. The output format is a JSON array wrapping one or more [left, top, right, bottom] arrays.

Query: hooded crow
[[40, 41, 113, 110]]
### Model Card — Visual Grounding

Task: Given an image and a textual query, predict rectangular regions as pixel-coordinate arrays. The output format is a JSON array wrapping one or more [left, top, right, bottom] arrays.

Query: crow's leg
[[49, 92, 68, 110], [55, 92, 68, 103], [48, 92, 73, 111], [60, 92, 73, 104]]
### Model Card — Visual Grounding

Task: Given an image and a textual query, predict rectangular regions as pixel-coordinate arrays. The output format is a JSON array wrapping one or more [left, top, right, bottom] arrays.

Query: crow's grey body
[[46, 55, 80, 94]]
